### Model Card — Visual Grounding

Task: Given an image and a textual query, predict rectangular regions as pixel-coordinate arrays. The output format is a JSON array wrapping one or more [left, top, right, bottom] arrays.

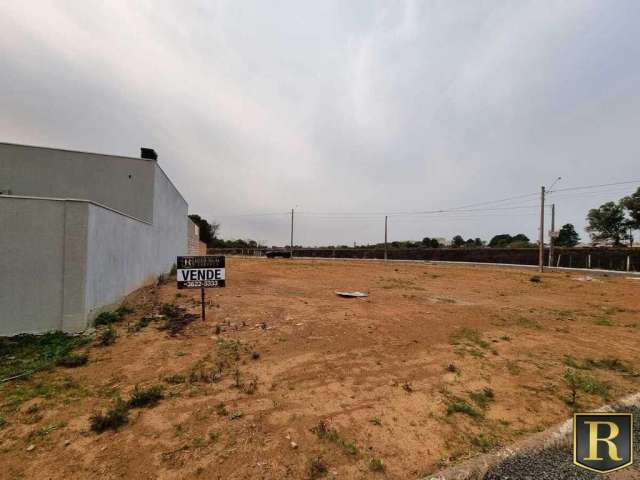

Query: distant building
[[0, 142, 190, 335]]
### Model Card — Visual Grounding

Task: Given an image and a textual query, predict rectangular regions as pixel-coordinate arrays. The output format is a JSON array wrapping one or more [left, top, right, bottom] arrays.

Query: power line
[[207, 179, 638, 218], [549, 180, 640, 194]]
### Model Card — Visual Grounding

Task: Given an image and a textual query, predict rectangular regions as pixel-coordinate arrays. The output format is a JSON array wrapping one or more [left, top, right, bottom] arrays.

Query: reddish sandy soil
[[1, 258, 640, 480]]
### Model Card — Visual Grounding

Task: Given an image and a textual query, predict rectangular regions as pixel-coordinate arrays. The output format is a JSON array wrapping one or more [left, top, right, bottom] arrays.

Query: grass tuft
[[127, 385, 164, 408], [449, 327, 488, 349], [310, 420, 358, 455], [369, 457, 385, 472], [309, 456, 328, 479], [89, 398, 129, 433], [469, 387, 495, 409], [445, 394, 483, 418]]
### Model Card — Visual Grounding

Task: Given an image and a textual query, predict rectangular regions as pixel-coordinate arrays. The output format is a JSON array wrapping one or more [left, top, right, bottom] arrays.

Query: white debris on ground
[[572, 276, 601, 282], [335, 291, 369, 298]]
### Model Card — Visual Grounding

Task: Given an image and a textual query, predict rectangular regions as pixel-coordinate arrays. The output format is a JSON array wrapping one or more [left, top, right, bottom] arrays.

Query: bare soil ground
[[1, 258, 640, 480]]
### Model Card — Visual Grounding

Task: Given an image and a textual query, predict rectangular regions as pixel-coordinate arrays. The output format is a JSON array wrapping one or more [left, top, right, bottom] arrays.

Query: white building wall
[[83, 166, 187, 322], [0, 142, 155, 222], [0, 144, 189, 335]]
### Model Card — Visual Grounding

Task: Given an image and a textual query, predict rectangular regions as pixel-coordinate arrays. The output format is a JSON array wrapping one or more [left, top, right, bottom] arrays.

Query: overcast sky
[[1, 1, 639, 246]]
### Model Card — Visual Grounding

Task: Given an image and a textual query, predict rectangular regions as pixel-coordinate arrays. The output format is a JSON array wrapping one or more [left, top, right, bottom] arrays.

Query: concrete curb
[[422, 392, 640, 480]]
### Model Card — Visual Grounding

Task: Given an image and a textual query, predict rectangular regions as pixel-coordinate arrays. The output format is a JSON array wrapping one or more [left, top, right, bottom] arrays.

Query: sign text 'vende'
[[176, 256, 225, 289]]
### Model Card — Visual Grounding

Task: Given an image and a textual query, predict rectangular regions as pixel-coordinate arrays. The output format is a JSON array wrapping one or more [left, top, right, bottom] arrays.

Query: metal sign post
[[177, 256, 226, 321]]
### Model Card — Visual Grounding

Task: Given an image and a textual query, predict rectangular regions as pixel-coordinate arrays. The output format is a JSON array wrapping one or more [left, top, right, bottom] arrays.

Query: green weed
[[449, 327, 488, 348], [469, 387, 495, 409], [56, 352, 88, 368], [0, 332, 90, 379], [97, 326, 117, 346], [445, 395, 482, 418], [311, 420, 358, 455], [369, 457, 385, 472]]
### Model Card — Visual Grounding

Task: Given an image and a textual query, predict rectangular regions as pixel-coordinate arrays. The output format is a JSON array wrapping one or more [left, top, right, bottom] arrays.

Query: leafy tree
[[474, 238, 484, 247], [586, 201, 628, 246], [188, 214, 220, 246], [489, 234, 512, 248], [422, 237, 431, 246], [451, 235, 465, 248], [621, 187, 640, 230], [489, 233, 529, 248], [511, 234, 530, 243], [429, 238, 441, 248], [555, 223, 580, 247]]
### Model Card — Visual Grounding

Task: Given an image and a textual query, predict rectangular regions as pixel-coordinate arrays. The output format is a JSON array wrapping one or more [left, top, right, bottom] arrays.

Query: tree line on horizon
[[189, 186, 640, 249]]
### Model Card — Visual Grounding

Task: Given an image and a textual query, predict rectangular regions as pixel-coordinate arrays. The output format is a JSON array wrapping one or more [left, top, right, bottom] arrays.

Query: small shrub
[[0, 416, 6, 429], [57, 352, 88, 368], [94, 312, 118, 326], [563, 368, 609, 407], [506, 360, 521, 375], [446, 363, 458, 373], [89, 398, 129, 432], [216, 402, 228, 416], [470, 433, 498, 452], [586, 357, 633, 374], [309, 456, 328, 479], [310, 420, 358, 455], [594, 317, 614, 326], [230, 411, 243, 420], [115, 305, 134, 318], [370, 417, 382, 426], [128, 317, 150, 333], [251, 351, 261, 360], [469, 387, 495, 409], [369, 458, 385, 472], [98, 326, 117, 346], [243, 377, 258, 395], [128, 385, 164, 408], [445, 395, 482, 418], [449, 327, 488, 348], [529, 275, 542, 283]]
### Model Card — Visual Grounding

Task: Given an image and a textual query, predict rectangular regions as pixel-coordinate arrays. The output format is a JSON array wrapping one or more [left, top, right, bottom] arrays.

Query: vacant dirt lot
[[1, 258, 640, 479]]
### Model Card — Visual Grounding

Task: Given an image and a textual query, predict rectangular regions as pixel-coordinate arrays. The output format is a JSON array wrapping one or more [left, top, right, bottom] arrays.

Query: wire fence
[[207, 247, 640, 272]]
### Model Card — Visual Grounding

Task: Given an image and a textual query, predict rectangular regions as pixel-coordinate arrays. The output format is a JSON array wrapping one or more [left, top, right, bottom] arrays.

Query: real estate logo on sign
[[176, 256, 226, 289], [574, 412, 633, 473]]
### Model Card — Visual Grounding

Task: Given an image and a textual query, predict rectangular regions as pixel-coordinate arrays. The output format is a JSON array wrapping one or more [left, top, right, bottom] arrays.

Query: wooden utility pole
[[548, 203, 555, 268], [384, 216, 388, 261], [290, 208, 294, 257], [538, 186, 545, 272]]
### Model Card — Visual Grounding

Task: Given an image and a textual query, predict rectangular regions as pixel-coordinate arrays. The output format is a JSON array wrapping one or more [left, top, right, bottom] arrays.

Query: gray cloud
[[1, 0, 639, 246]]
